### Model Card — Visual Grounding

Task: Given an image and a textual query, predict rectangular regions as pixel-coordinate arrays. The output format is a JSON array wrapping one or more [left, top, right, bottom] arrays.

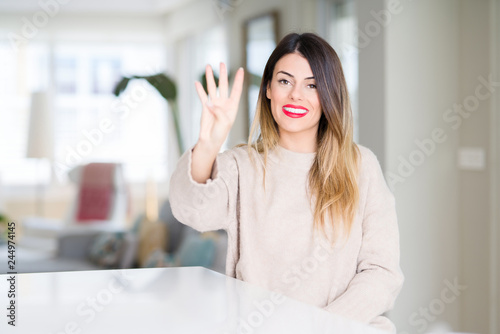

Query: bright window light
[[0, 41, 168, 185]]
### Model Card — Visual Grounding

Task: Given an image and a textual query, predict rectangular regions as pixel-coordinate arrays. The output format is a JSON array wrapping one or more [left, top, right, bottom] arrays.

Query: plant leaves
[[113, 77, 131, 96], [145, 74, 177, 101]]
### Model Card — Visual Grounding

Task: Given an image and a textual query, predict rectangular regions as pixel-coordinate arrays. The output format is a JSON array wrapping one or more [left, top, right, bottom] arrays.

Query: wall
[[356, 0, 387, 169], [383, 0, 462, 332], [494, 2, 500, 332], [458, 0, 496, 332], [383, 0, 497, 333]]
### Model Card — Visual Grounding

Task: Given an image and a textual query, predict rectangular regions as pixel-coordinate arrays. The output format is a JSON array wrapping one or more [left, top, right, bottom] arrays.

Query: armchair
[[21, 162, 129, 252], [23, 163, 129, 237]]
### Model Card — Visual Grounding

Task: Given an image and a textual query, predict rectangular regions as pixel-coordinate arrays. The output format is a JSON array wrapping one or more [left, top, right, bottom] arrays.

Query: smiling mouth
[[282, 104, 309, 118]]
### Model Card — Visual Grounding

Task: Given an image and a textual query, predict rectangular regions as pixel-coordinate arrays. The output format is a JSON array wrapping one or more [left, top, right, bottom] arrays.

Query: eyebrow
[[277, 70, 315, 80]]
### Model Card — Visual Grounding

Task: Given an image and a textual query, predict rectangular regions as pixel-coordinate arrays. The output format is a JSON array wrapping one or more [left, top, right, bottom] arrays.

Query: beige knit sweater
[[169, 143, 404, 332]]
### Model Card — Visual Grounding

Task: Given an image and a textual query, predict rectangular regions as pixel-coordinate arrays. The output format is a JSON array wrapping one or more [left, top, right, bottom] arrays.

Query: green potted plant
[[113, 73, 184, 154]]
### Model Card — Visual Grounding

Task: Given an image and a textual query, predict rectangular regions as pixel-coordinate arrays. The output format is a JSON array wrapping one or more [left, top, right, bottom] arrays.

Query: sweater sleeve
[[324, 149, 404, 327], [168, 146, 239, 232]]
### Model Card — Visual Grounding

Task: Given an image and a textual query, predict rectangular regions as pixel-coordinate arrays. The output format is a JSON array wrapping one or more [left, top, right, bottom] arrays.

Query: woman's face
[[266, 52, 322, 144]]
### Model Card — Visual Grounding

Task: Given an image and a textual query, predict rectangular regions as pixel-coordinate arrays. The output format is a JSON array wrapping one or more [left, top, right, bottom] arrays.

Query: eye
[[278, 79, 290, 85], [307, 84, 317, 89]]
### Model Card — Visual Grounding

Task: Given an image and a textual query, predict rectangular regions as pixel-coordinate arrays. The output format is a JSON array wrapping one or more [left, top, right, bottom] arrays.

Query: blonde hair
[[242, 33, 360, 243]]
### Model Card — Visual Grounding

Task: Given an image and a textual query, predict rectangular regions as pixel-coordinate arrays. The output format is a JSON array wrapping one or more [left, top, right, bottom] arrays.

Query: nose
[[288, 84, 303, 101]]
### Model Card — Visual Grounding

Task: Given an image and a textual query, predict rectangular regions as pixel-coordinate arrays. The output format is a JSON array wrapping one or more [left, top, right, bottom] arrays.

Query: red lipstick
[[282, 104, 309, 118]]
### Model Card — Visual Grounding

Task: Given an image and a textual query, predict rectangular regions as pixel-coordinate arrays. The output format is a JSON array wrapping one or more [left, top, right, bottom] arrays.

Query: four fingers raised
[[196, 63, 244, 103]]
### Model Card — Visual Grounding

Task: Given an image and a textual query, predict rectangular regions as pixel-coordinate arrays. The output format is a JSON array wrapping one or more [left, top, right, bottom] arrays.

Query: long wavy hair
[[245, 32, 360, 242]]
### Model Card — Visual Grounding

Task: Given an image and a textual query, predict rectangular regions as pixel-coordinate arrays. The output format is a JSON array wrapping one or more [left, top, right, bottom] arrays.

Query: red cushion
[[76, 163, 116, 222]]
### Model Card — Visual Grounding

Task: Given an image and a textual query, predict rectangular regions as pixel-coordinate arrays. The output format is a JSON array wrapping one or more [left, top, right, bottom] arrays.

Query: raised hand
[[194, 63, 244, 151]]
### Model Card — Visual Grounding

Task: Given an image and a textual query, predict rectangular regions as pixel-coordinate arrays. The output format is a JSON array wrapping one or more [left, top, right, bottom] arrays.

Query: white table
[[0, 267, 383, 333]]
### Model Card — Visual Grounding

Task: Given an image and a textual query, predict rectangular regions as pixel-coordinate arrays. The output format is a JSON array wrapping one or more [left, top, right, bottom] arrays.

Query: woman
[[169, 32, 404, 332]]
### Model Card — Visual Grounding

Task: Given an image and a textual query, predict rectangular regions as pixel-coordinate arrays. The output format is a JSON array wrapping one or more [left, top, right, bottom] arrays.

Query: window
[[0, 41, 168, 186]]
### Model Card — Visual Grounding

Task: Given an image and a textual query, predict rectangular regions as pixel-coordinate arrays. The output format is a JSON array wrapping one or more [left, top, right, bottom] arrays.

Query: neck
[[278, 131, 317, 153]]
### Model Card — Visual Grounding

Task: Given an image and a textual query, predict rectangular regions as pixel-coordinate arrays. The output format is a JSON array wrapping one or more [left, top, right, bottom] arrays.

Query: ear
[[266, 83, 271, 100]]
